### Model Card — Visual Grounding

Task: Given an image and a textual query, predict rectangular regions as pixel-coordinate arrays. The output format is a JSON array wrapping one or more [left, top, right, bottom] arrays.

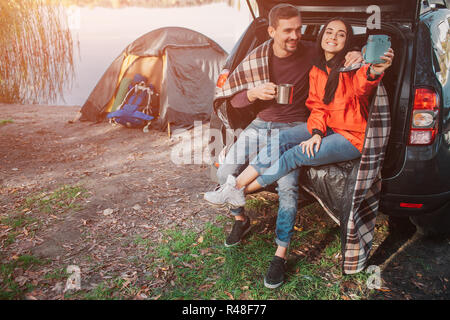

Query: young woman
[[205, 17, 394, 242]]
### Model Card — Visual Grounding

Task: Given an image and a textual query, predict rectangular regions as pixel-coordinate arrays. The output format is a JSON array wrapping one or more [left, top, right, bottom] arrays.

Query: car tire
[[388, 215, 417, 237], [409, 202, 450, 237]]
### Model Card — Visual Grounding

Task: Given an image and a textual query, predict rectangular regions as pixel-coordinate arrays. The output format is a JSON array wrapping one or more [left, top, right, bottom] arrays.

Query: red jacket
[[306, 64, 383, 152]]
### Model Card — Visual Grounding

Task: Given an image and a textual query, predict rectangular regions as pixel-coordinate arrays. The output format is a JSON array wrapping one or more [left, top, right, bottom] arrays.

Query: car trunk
[[212, 1, 421, 181], [219, 17, 412, 173], [211, 11, 411, 258], [209, 1, 447, 264], [238, 0, 419, 179]]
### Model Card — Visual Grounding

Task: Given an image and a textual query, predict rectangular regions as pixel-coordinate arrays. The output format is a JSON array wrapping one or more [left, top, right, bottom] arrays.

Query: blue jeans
[[252, 123, 311, 170], [252, 125, 361, 188], [217, 118, 309, 248]]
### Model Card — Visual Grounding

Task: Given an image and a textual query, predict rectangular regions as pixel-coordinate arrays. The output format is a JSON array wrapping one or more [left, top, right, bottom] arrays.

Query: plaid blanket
[[214, 39, 273, 104], [213, 38, 391, 274], [342, 83, 391, 274]]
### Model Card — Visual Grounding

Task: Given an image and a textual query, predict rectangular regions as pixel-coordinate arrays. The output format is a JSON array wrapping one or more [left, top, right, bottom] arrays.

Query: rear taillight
[[408, 88, 439, 145], [400, 202, 423, 209], [216, 69, 229, 88]]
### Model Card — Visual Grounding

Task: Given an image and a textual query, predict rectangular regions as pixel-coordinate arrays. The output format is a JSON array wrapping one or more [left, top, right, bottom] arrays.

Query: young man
[[207, 4, 362, 289]]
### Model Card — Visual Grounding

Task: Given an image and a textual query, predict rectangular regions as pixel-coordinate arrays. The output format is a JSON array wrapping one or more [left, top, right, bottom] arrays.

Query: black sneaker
[[224, 216, 251, 248], [264, 256, 287, 289]]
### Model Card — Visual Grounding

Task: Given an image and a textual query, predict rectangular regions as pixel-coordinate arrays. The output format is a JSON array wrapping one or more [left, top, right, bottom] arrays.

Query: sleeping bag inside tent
[[80, 27, 228, 130]]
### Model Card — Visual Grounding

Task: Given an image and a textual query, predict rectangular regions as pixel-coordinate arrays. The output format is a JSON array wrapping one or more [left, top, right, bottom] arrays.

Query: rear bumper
[[379, 190, 450, 216], [380, 142, 450, 216]]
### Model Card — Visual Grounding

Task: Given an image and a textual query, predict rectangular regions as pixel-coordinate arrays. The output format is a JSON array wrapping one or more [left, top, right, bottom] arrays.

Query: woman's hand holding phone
[[370, 48, 395, 75]]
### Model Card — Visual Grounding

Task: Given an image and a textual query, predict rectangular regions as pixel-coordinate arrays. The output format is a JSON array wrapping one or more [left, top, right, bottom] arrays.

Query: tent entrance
[[105, 55, 164, 118]]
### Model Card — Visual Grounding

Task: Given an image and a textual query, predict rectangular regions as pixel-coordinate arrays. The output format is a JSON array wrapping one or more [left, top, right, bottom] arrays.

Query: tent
[[80, 27, 228, 130]]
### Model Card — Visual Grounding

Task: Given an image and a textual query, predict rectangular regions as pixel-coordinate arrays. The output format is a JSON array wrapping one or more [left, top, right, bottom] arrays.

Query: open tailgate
[[254, 0, 421, 24]]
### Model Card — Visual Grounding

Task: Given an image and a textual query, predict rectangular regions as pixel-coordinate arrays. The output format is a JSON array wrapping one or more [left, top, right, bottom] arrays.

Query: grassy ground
[[0, 119, 13, 126], [0, 255, 49, 300], [49, 197, 380, 300], [2, 105, 447, 300], [0, 186, 384, 300], [1, 174, 445, 301], [1, 185, 86, 246], [0, 185, 87, 299]]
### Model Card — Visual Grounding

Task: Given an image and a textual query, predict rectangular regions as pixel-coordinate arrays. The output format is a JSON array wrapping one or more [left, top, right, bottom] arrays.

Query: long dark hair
[[314, 18, 354, 105]]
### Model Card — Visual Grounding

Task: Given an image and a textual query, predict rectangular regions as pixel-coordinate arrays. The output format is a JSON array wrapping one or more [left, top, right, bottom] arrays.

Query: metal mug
[[276, 84, 294, 104]]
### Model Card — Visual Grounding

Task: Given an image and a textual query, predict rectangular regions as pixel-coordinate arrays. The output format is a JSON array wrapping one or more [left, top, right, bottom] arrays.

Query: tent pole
[[168, 122, 171, 139]]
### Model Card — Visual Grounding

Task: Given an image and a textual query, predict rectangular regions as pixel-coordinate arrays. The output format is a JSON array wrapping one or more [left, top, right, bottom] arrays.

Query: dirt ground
[[0, 104, 449, 300]]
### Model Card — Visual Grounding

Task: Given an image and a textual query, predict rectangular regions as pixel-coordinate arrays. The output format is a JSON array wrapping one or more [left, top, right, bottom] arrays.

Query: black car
[[208, 0, 450, 234]]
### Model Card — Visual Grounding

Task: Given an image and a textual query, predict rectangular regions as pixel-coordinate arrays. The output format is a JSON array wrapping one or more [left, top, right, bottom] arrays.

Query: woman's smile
[[321, 20, 347, 60]]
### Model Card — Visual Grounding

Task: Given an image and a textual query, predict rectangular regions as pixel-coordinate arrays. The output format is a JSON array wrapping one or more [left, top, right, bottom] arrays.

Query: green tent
[[80, 27, 228, 130]]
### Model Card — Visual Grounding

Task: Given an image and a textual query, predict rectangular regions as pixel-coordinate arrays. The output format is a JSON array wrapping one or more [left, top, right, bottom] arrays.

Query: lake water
[[58, 2, 253, 106]]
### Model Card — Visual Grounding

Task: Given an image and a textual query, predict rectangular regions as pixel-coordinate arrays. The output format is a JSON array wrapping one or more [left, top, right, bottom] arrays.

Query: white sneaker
[[204, 175, 246, 208]]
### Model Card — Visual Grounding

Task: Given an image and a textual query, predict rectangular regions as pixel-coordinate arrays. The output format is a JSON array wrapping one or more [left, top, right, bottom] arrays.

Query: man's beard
[[285, 40, 298, 52]]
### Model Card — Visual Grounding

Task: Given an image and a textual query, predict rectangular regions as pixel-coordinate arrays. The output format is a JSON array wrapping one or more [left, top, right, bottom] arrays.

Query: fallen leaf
[[15, 276, 28, 286], [121, 279, 131, 289], [292, 249, 305, 256], [341, 281, 357, 291], [103, 208, 114, 216], [51, 282, 64, 294], [199, 283, 214, 291], [239, 291, 251, 299], [138, 293, 148, 299], [411, 280, 425, 289], [214, 256, 225, 264], [197, 236, 204, 244], [182, 262, 195, 269], [224, 291, 234, 300]]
